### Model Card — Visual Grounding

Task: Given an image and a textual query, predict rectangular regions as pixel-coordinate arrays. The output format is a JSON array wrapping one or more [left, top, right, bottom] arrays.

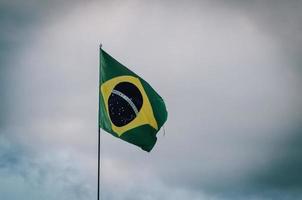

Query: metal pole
[[97, 43, 102, 200]]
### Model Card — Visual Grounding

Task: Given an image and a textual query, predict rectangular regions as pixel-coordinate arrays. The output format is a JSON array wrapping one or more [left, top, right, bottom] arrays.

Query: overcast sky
[[1, 0, 302, 199]]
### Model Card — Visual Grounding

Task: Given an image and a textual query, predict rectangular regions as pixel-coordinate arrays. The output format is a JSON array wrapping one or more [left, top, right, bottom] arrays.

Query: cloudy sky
[[1, 0, 302, 199]]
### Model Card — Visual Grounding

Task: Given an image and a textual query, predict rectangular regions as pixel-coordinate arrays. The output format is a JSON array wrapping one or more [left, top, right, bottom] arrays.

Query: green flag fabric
[[99, 49, 168, 152]]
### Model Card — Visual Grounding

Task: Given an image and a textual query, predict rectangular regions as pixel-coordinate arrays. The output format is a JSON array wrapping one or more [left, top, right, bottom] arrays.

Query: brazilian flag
[[99, 49, 168, 152]]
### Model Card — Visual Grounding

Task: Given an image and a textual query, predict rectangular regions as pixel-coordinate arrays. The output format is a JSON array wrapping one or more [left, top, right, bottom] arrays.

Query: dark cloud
[[251, 123, 302, 190], [220, 0, 302, 194]]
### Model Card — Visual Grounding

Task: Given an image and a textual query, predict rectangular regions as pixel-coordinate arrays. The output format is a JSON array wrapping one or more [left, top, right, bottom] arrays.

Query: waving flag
[[99, 49, 168, 152]]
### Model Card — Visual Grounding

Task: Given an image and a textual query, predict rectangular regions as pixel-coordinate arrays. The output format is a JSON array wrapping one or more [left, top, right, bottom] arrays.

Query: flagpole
[[98, 43, 102, 200]]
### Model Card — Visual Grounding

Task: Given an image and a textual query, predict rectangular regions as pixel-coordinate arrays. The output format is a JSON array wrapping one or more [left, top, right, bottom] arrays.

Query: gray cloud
[[0, 133, 94, 200], [1, 0, 302, 199], [0, 1, 96, 199]]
